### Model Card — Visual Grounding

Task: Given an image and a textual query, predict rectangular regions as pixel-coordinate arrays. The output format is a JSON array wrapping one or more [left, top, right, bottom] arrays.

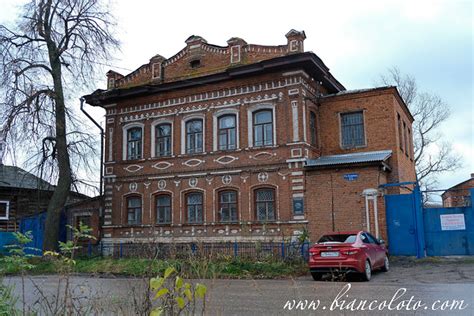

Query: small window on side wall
[[340, 111, 365, 148], [0, 201, 9, 220]]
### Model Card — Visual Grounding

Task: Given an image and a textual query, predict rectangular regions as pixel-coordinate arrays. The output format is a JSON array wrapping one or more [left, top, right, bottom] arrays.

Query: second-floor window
[[186, 119, 203, 154], [155, 123, 172, 157], [127, 127, 142, 160], [186, 192, 203, 223], [253, 110, 273, 147], [341, 111, 365, 148], [127, 196, 142, 225], [218, 115, 236, 150]]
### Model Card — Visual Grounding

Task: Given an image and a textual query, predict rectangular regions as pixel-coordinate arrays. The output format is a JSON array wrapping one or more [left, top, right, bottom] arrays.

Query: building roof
[[305, 150, 392, 168], [441, 174, 474, 197], [0, 164, 55, 191]]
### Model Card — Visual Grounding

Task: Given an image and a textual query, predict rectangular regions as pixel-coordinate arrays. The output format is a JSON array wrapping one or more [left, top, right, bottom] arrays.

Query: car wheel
[[381, 255, 389, 272], [311, 272, 323, 281], [361, 260, 372, 281]]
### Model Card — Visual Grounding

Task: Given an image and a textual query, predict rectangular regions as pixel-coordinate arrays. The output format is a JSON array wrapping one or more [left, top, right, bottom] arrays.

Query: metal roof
[[306, 150, 392, 168], [0, 165, 55, 191]]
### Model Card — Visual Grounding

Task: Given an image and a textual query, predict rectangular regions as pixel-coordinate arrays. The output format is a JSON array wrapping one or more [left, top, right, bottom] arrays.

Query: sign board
[[292, 197, 304, 216], [344, 173, 359, 181], [440, 214, 466, 231]]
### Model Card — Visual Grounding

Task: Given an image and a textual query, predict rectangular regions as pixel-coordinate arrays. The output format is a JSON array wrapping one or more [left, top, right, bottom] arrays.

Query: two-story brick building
[[84, 30, 416, 244]]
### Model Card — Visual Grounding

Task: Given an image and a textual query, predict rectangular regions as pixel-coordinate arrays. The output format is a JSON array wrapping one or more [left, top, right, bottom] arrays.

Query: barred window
[[186, 119, 203, 154], [127, 196, 142, 225], [127, 127, 142, 160], [186, 192, 203, 223], [341, 111, 365, 148], [218, 190, 238, 222], [155, 124, 172, 157], [156, 195, 172, 224], [255, 188, 275, 221], [253, 110, 273, 147], [218, 115, 237, 150]]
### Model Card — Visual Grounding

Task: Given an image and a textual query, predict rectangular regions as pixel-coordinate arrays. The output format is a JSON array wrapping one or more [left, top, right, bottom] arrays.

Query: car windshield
[[318, 234, 357, 244]]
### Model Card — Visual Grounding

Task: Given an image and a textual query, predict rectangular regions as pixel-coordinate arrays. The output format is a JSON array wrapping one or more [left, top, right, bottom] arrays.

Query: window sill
[[122, 158, 146, 163], [148, 155, 175, 161], [340, 144, 367, 150]]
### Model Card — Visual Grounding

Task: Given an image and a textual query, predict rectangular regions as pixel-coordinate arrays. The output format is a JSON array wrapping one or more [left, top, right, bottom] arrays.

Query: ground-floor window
[[255, 188, 275, 221], [156, 195, 172, 224], [127, 196, 142, 225], [218, 190, 238, 222], [186, 192, 203, 223]]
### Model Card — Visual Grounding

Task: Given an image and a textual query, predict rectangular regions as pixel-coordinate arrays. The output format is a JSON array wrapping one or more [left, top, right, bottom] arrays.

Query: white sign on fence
[[440, 214, 466, 231]]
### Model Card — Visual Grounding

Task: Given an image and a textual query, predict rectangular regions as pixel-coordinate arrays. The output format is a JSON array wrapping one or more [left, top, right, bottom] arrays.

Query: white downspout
[[364, 195, 370, 232], [373, 195, 379, 239]]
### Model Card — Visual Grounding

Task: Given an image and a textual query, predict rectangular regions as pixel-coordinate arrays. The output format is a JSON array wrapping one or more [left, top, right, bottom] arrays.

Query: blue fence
[[77, 241, 311, 261], [0, 232, 16, 255], [385, 185, 474, 257]]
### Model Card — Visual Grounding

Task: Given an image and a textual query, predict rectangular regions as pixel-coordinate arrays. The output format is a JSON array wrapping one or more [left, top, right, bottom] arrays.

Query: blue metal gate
[[19, 211, 67, 254], [383, 183, 425, 257]]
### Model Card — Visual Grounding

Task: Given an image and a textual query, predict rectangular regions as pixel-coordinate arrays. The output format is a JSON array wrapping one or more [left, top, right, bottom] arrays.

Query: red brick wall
[[305, 166, 388, 242]]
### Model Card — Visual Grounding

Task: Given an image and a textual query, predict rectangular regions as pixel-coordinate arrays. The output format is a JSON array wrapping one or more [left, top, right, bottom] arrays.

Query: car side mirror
[[379, 239, 385, 245]]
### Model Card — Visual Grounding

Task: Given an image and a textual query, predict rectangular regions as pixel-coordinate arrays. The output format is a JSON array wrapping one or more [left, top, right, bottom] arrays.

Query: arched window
[[156, 194, 171, 224], [310, 111, 317, 146], [186, 192, 203, 223], [253, 110, 273, 147], [186, 119, 203, 154], [127, 196, 142, 225], [155, 123, 172, 157], [127, 127, 142, 160], [255, 188, 275, 221], [218, 115, 236, 150], [218, 190, 238, 222]]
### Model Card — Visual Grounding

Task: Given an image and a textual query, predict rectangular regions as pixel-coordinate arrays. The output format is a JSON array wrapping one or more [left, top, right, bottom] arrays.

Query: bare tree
[[0, 0, 119, 250], [378, 67, 462, 190]]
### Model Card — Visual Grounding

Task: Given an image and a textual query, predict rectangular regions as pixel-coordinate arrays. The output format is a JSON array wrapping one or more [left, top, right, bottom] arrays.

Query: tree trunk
[[43, 41, 72, 251]]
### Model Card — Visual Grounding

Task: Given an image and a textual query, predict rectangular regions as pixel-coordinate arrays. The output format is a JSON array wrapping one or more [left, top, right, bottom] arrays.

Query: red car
[[308, 231, 389, 281]]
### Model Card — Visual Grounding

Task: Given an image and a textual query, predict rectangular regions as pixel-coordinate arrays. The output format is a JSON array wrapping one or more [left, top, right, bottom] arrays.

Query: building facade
[[84, 30, 416, 244], [442, 174, 474, 207]]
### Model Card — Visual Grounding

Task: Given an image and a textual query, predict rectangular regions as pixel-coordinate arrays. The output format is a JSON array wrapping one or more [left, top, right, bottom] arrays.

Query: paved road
[[3, 260, 474, 315]]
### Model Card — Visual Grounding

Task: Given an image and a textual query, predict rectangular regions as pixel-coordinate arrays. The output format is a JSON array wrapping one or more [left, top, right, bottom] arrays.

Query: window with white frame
[[127, 196, 142, 225], [255, 188, 275, 221], [0, 201, 9, 220], [126, 127, 143, 160], [253, 110, 273, 147], [155, 123, 172, 157], [186, 192, 203, 223], [340, 111, 365, 148], [218, 190, 238, 222], [218, 115, 237, 150], [156, 194, 172, 224], [186, 119, 203, 154]]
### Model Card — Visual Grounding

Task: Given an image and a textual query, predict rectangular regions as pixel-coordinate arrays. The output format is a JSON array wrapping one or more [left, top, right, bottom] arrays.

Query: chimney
[[285, 29, 306, 53], [106, 70, 124, 89]]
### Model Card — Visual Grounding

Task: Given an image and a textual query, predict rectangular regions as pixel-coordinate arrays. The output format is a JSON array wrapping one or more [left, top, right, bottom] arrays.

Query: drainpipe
[[80, 97, 104, 197]]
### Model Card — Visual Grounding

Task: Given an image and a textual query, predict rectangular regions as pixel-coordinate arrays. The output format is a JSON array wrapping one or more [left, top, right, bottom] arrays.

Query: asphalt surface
[[3, 258, 474, 315]]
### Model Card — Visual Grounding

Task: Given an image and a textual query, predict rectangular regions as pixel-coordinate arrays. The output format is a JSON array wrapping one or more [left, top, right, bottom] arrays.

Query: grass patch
[[1, 257, 308, 279]]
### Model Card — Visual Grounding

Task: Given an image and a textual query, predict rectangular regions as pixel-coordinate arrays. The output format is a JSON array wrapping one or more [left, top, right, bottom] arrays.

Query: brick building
[[84, 30, 416, 244], [442, 174, 474, 207]]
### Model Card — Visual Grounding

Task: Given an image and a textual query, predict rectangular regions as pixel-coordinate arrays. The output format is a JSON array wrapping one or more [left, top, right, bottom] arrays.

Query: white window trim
[[0, 200, 9, 220], [247, 103, 277, 148], [181, 114, 206, 155], [151, 119, 174, 158], [213, 109, 240, 151], [122, 122, 145, 161]]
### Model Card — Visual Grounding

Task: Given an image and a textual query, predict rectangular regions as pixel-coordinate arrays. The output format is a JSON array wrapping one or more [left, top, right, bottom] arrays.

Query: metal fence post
[[191, 243, 196, 255], [234, 241, 238, 258], [100, 242, 103, 257], [281, 242, 285, 259], [88, 240, 92, 257], [119, 242, 123, 258]]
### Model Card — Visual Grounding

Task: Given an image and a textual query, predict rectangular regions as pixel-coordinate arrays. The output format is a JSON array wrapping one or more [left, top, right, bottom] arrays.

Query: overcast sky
[[1, 0, 472, 193]]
